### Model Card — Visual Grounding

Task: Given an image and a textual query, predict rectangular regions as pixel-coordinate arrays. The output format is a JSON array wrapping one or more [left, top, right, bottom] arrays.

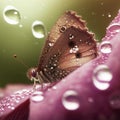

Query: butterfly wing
[[38, 11, 87, 68], [37, 11, 97, 83]]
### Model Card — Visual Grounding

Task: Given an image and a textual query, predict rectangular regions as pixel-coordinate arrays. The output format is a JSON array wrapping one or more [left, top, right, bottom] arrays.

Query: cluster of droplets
[[92, 17, 118, 90], [69, 45, 79, 53], [93, 39, 113, 90], [0, 89, 32, 115], [3, 5, 46, 39]]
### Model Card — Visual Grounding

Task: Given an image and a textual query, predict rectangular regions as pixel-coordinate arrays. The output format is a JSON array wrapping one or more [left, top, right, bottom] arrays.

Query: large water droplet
[[107, 23, 120, 34], [110, 93, 120, 109], [3, 6, 21, 25], [93, 65, 112, 90], [31, 91, 44, 103], [62, 90, 80, 111], [100, 41, 112, 54], [93, 65, 112, 82], [32, 20, 46, 39]]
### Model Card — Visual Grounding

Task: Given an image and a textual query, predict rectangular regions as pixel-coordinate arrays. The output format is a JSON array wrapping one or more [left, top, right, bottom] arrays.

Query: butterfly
[[27, 11, 97, 86]]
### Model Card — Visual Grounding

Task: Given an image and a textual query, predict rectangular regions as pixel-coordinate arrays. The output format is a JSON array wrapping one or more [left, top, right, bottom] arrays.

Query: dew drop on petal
[[93, 79, 110, 90], [100, 41, 112, 54], [62, 90, 80, 111], [93, 65, 112, 82], [3, 6, 21, 25], [107, 23, 120, 34], [31, 91, 44, 103], [52, 86, 57, 90], [93, 65, 112, 90], [32, 20, 46, 39], [110, 93, 120, 109]]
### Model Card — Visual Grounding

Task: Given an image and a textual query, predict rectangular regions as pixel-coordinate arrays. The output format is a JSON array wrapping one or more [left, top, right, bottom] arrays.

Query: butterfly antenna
[[13, 54, 29, 69]]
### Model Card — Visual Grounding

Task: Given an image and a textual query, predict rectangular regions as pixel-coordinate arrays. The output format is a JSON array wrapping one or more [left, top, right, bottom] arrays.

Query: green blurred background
[[0, 0, 120, 87]]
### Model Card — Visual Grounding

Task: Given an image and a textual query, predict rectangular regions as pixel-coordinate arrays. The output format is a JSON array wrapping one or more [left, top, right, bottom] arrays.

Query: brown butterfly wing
[[37, 11, 97, 82], [38, 11, 87, 68]]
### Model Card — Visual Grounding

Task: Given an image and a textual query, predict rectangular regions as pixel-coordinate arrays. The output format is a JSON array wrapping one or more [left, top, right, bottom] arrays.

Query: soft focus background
[[0, 0, 120, 87]]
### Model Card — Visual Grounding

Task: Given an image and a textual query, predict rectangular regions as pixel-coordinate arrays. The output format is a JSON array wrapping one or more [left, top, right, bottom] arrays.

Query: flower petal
[[29, 10, 120, 120]]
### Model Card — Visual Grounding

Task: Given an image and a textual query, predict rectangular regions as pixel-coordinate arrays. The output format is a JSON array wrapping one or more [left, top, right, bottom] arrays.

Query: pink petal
[[29, 10, 120, 120]]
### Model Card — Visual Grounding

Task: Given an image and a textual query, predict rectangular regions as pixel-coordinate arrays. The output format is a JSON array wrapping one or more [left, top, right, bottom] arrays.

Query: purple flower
[[1, 10, 120, 120]]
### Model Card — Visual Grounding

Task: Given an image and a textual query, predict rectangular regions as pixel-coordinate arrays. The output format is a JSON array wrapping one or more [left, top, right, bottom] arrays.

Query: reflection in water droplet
[[93, 65, 112, 90], [32, 20, 46, 39], [62, 90, 80, 110], [100, 41, 112, 54], [110, 93, 120, 109], [3, 6, 21, 25], [107, 23, 120, 34], [31, 91, 44, 102]]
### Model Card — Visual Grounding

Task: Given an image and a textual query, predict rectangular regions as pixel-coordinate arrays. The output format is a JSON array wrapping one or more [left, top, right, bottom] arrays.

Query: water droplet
[[102, 14, 105, 17], [110, 93, 120, 109], [59, 26, 66, 33], [88, 97, 94, 103], [11, 106, 15, 110], [31, 91, 44, 102], [48, 42, 54, 47], [3, 6, 21, 25], [69, 45, 79, 53], [62, 90, 80, 111], [69, 34, 74, 40], [32, 20, 46, 39], [52, 86, 57, 90], [100, 41, 112, 54], [93, 65, 112, 82], [93, 79, 110, 91], [108, 13, 112, 18], [107, 23, 120, 34], [93, 65, 112, 90]]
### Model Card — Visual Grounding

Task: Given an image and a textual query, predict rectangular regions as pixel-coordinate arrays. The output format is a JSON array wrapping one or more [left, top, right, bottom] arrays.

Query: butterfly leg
[[37, 72, 44, 89]]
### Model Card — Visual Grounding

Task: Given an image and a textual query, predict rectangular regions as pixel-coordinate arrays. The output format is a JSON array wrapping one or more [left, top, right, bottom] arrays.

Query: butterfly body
[[27, 11, 97, 85]]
